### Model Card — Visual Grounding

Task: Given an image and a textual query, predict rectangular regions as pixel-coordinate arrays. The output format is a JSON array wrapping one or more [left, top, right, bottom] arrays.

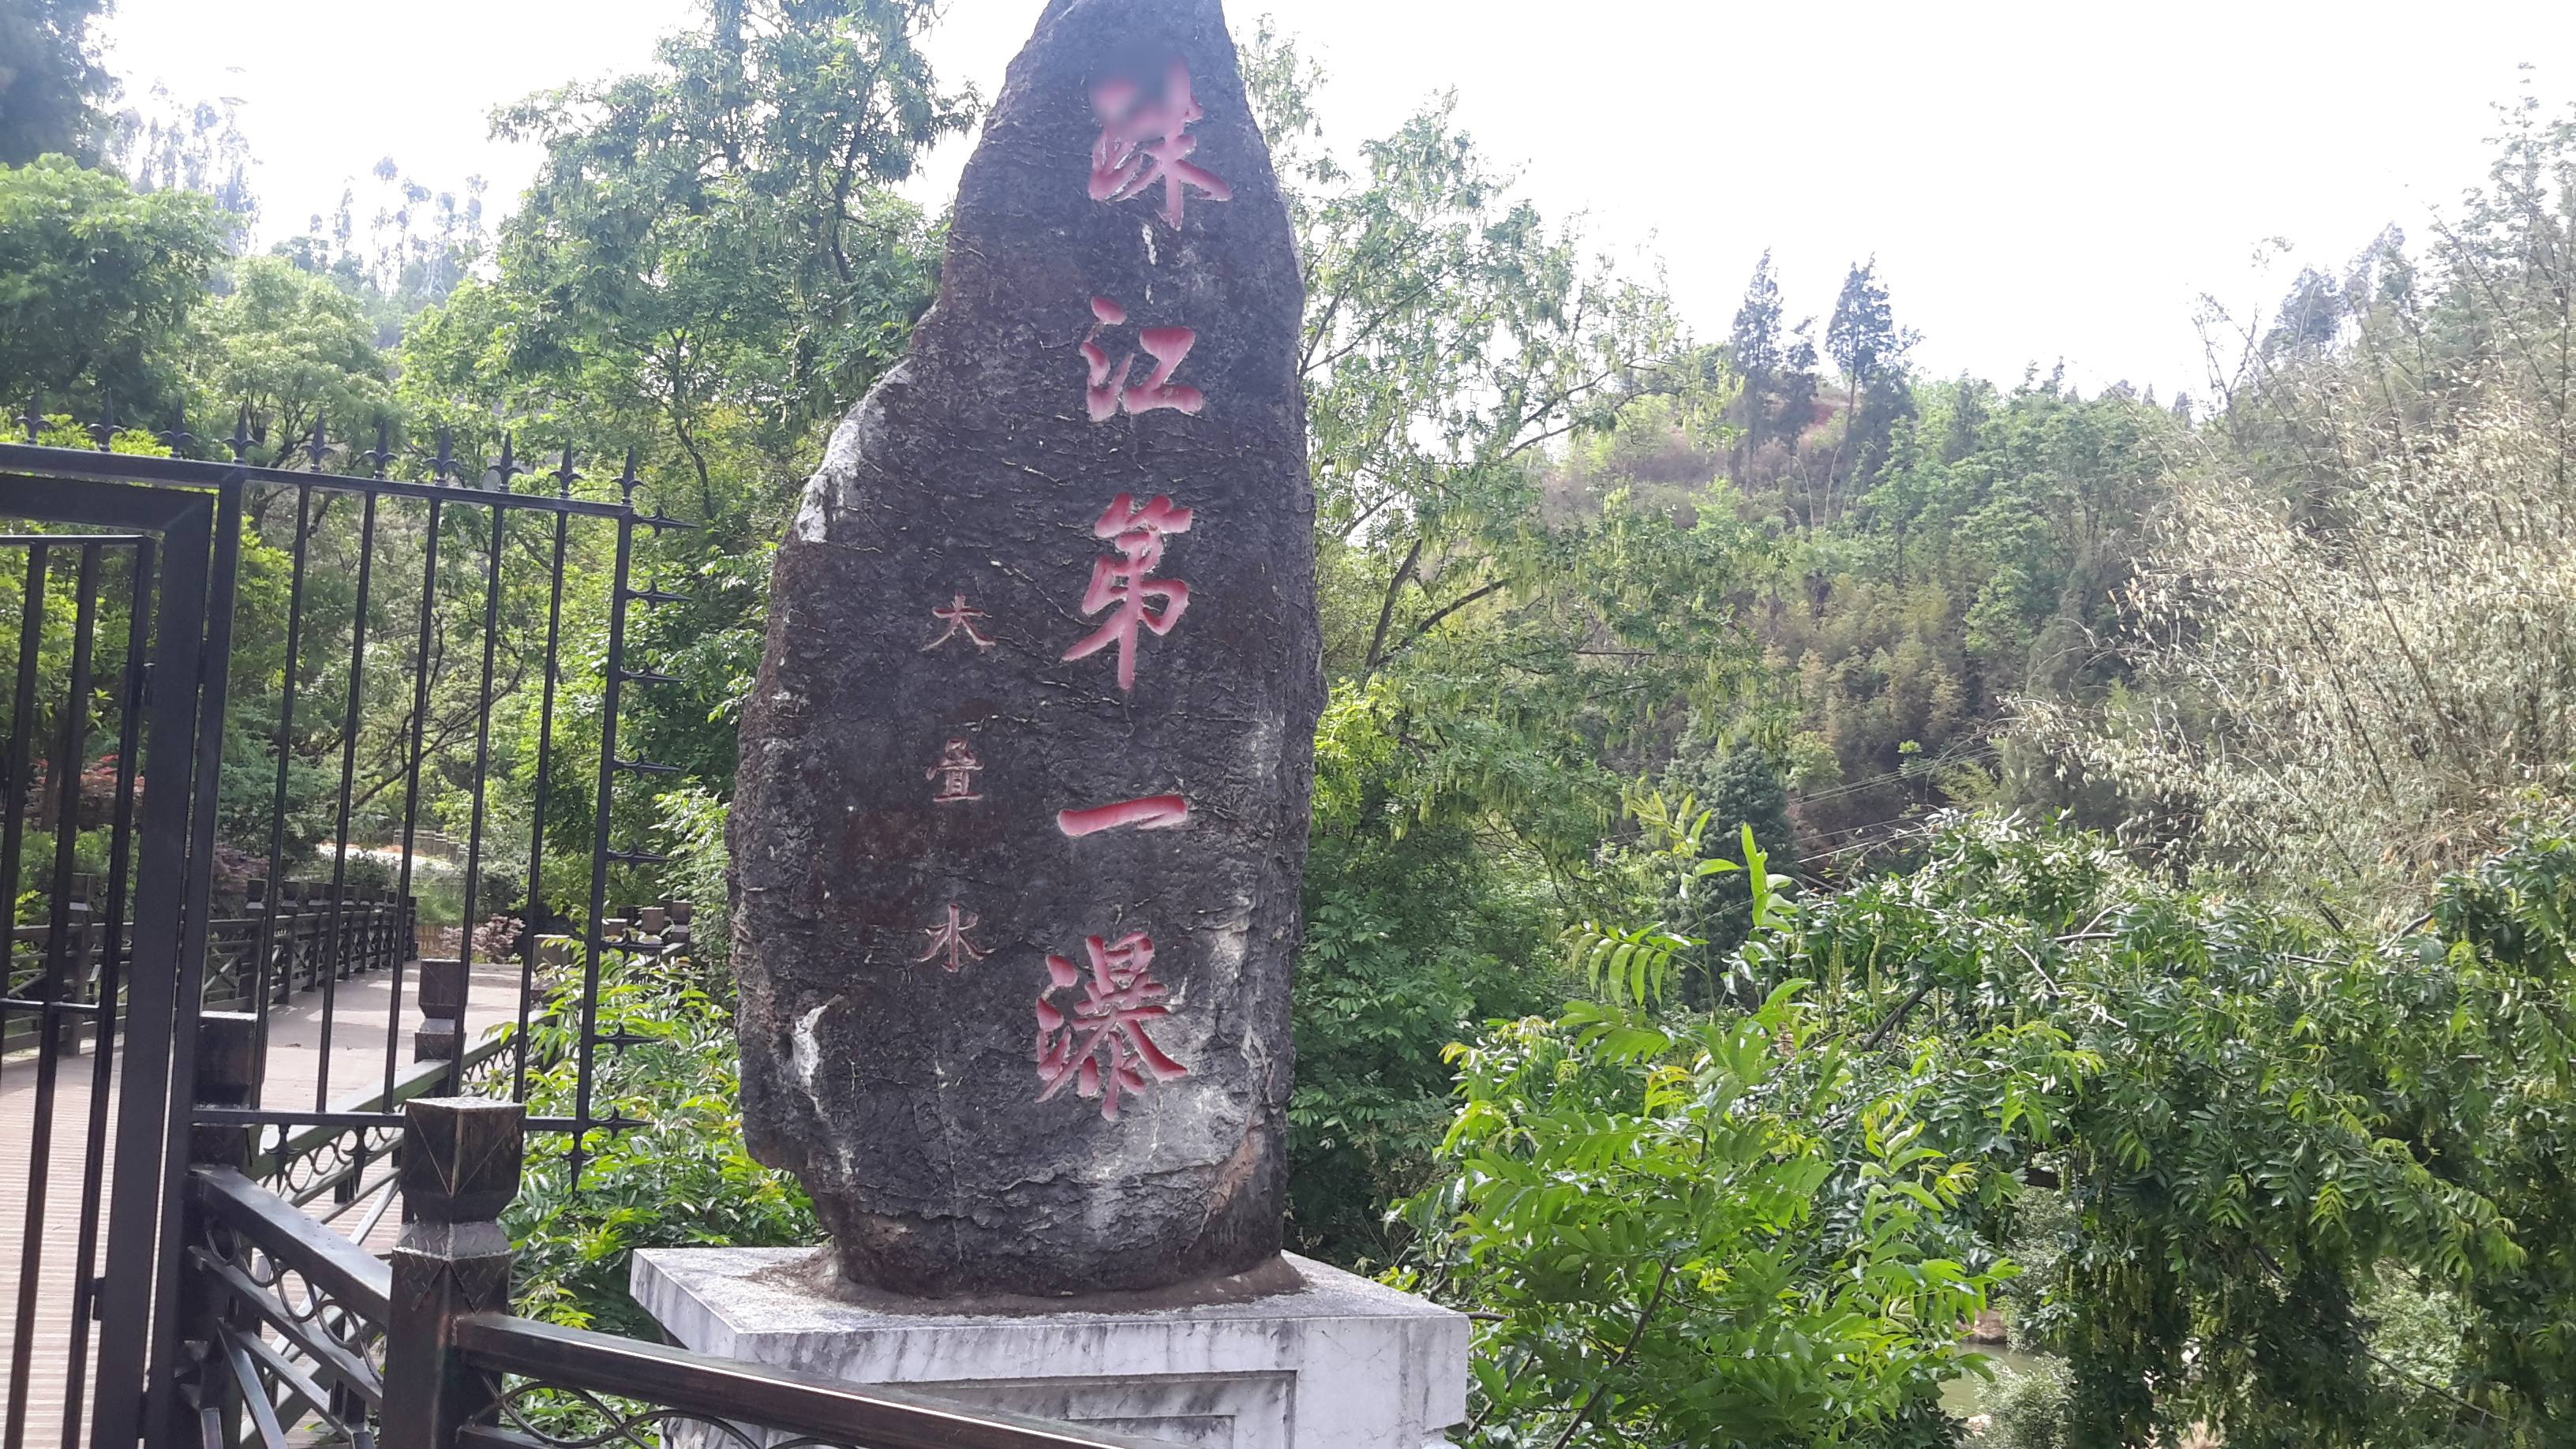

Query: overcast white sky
[[98, 0, 2576, 399]]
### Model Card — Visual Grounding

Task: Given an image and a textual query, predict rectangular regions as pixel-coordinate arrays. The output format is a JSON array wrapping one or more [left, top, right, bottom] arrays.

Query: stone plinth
[[633, 1249, 1468, 1449]]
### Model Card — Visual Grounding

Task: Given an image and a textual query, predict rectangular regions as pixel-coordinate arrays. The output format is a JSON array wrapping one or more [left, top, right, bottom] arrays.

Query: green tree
[[1729, 249, 1791, 462], [0, 156, 224, 420], [1289, 684, 1555, 1262], [1417, 829, 2034, 1447], [484, 0, 970, 515], [1823, 257, 1915, 515], [1662, 743, 1800, 961], [1231, 33, 1777, 1256], [1765, 812, 2573, 1446], [191, 255, 392, 463], [0, 0, 111, 166]]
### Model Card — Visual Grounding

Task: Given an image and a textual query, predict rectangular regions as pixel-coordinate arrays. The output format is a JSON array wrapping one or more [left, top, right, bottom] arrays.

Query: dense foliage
[[1413, 810, 2575, 1445], [0, 0, 114, 166]]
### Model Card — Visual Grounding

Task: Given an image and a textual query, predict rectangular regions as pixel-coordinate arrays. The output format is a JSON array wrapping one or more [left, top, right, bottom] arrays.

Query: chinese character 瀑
[[1062, 493, 1194, 691], [1035, 931, 1189, 1121], [1058, 795, 1189, 838], [927, 737, 985, 804], [1083, 297, 1205, 422], [922, 593, 997, 653], [1089, 60, 1233, 229], [916, 902, 990, 973]]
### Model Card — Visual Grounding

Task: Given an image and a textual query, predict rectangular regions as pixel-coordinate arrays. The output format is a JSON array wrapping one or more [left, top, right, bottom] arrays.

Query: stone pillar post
[[383, 1097, 522, 1449], [414, 957, 468, 1066]]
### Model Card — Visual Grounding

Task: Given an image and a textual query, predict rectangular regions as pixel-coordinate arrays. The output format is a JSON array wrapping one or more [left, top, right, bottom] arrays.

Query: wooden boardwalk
[[0, 963, 522, 1449]]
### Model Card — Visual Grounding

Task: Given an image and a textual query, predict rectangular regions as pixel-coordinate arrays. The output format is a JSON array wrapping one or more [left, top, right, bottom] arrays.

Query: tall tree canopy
[[0, 155, 224, 417], [0, 0, 111, 165]]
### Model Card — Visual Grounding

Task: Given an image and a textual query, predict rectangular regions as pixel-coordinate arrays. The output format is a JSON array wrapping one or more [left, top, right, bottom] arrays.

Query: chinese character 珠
[[917, 902, 990, 974], [922, 593, 997, 653], [1089, 60, 1233, 228], [1083, 297, 1205, 421], [1035, 931, 1189, 1121], [1062, 493, 1193, 691], [927, 737, 986, 804]]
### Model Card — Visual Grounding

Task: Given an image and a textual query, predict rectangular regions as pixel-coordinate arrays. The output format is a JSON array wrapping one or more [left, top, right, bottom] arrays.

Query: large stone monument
[[640, 0, 1466, 1443], [728, 0, 1313, 1299]]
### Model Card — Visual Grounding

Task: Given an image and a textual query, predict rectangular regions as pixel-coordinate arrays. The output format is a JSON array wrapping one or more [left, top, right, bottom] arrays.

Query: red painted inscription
[[1063, 493, 1194, 691], [1035, 931, 1189, 1120], [1088, 61, 1233, 228]]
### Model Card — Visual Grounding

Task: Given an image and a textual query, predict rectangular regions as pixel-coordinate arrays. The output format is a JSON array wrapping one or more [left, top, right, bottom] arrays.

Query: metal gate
[[2, 475, 231, 1449], [1, 427, 673, 1448]]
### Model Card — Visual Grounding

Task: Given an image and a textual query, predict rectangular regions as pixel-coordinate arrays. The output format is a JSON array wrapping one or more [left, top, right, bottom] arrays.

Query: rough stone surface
[[634, 1248, 1469, 1449], [729, 0, 1318, 1297]]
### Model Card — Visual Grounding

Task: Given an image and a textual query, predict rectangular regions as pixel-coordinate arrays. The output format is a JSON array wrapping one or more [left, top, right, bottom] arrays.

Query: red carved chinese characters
[[1005, 58, 1237, 1126], [1083, 297, 1205, 422], [1089, 61, 1232, 229], [1063, 493, 1193, 691], [1058, 796, 1189, 837], [918, 903, 990, 973], [1035, 931, 1189, 1119], [923, 593, 997, 653], [927, 738, 985, 804]]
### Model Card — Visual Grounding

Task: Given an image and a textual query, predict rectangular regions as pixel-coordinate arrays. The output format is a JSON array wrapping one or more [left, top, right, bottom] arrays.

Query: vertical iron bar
[[247, 484, 314, 1105], [570, 514, 635, 1181], [92, 489, 220, 1449], [62, 538, 155, 1449], [446, 499, 509, 1095], [515, 511, 570, 1103], [0, 545, 49, 1056], [5, 544, 92, 1449], [138, 477, 242, 1447], [384, 496, 442, 1103], [313, 490, 378, 1108], [0, 538, 47, 1330]]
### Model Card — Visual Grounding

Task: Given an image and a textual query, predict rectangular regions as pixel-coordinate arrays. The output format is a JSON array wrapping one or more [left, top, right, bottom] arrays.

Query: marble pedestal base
[[632, 1248, 1469, 1449]]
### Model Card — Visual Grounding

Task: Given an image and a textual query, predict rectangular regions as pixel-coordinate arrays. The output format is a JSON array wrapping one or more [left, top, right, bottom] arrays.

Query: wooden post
[[186, 1013, 260, 1446], [384, 1097, 522, 1449], [414, 957, 468, 1065], [189, 1012, 258, 1168]]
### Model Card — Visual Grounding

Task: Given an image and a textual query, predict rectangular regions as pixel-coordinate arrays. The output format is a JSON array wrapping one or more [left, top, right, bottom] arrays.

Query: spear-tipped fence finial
[[306, 417, 330, 470], [90, 394, 117, 451], [431, 425, 458, 486], [616, 447, 642, 510], [18, 395, 40, 444], [555, 443, 579, 499], [363, 420, 396, 478], [493, 433, 528, 492]]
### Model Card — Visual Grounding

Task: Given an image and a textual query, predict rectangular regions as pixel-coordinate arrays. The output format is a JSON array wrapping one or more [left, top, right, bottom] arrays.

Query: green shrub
[[1976, 1357, 2072, 1449], [500, 943, 817, 1336]]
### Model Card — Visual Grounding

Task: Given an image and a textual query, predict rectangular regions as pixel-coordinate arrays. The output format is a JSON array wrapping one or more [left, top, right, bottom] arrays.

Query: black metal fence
[[0, 414, 709, 1448]]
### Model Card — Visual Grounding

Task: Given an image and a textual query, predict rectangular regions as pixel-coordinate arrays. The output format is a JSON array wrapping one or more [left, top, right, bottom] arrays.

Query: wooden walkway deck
[[0, 963, 522, 1449]]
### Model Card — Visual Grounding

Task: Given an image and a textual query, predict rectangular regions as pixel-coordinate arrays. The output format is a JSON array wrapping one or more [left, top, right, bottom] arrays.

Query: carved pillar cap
[[416, 957, 469, 1020], [400, 1097, 523, 1223]]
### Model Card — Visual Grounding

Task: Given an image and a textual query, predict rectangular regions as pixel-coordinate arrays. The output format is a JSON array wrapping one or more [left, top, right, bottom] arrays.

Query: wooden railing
[[178, 1030, 1167, 1449], [204, 878, 418, 1013], [3, 874, 414, 1053]]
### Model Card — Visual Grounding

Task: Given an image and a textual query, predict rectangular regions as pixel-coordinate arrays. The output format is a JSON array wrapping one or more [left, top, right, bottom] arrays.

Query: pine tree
[[1823, 258, 1916, 515], [1730, 252, 1786, 461]]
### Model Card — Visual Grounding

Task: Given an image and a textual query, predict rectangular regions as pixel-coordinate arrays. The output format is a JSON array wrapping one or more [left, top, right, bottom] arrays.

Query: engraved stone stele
[[729, 0, 1320, 1298]]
